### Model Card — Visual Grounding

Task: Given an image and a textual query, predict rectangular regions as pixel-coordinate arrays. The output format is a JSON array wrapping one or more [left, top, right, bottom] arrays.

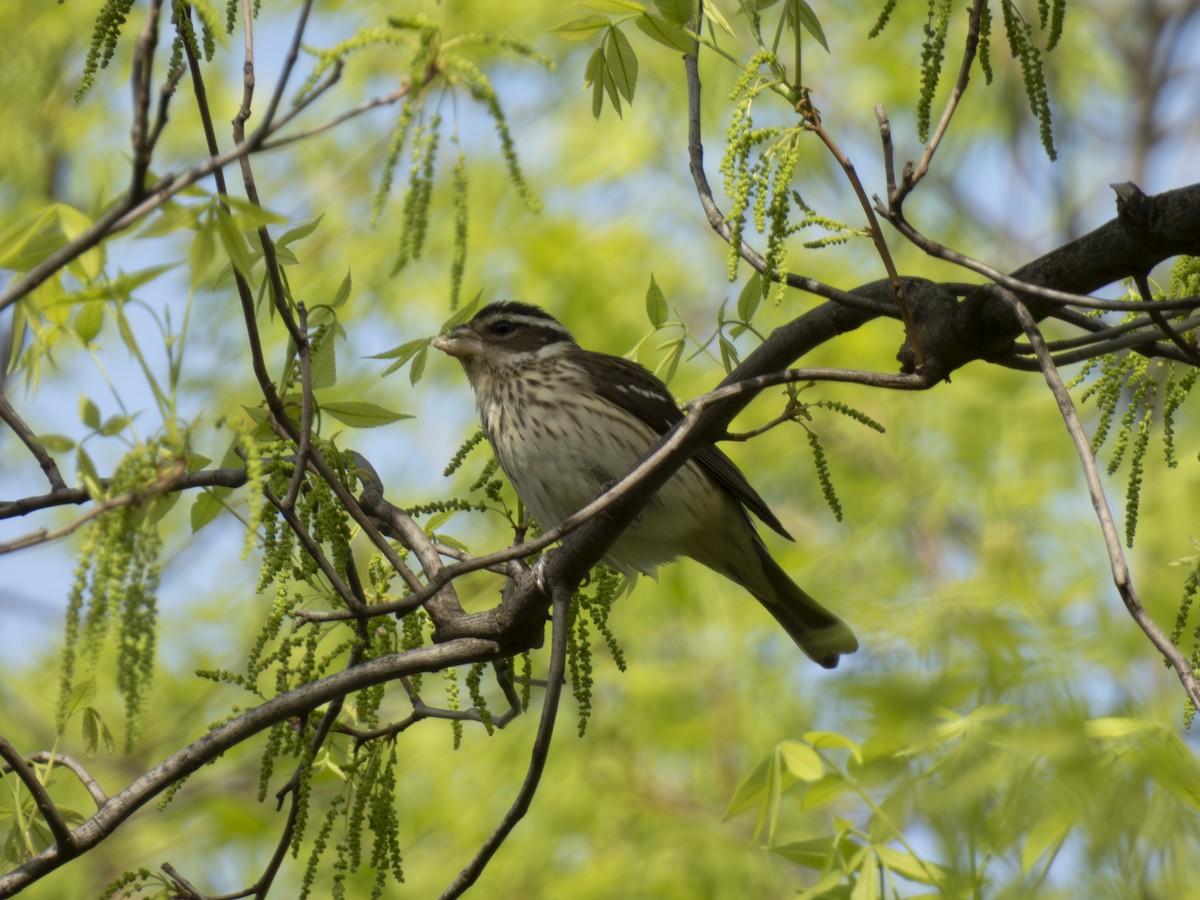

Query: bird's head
[[432, 301, 578, 383]]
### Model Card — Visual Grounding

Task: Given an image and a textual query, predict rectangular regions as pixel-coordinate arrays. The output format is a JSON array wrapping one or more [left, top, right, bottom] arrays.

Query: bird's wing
[[583, 352, 794, 541]]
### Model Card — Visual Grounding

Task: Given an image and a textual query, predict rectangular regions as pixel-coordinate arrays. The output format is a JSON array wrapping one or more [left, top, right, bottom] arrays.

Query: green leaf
[[190, 219, 216, 288], [1084, 716, 1156, 739], [375, 337, 430, 378], [81, 706, 115, 756], [600, 58, 623, 117], [36, 433, 75, 453], [586, 46, 606, 118], [604, 26, 638, 103], [850, 850, 880, 900], [702, 1, 734, 36], [310, 336, 337, 389], [582, 0, 646, 11], [718, 335, 739, 372], [771, 836, 835, 869], [214, 207, 254, 279], [373, 337, 428, 361], [736, 271, 763, 323], [791, 0, 829, 52], [439, 290, 483, 331], [98, 414, 131, 437], [277, 214, 324, 248], [635, 14, 695, 53], [56, 204, 103, 283], [73, 301, 104, 344], [655, 337, 682, 385], [79, 394, 101, 430], [409, 343, 428, 385], [331, 269, 352, 308], [76, 445, 100, 495], [723, 756, 770, 820], [645, 274, 668, 327], [801, 772, 848, 810], [135, 201, 203, 237], [190, 491, 224, 533], [63, 678, 97, 717], [654, 0, 694, 25], [804, 729, 862, 764], [875, 845, 946, 886], [322, 401, 412, 428], [552, 15, 612, 41], [777, 740, 824, 783]]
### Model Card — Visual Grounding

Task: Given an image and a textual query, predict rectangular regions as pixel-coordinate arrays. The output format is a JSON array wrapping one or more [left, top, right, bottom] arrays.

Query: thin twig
[[0, 466, 247, 521], [439, 583, 571, 899], [888, 0, 986, 208], [0, 639, 507, 895], [128, 0, 163, 201], [283, 304, 313, 511], [0, 461, 184, 556], [1134, 274, 1200, 365], [999, 290, 1200, 710], [0, 392, 67, 491], [0, 738, 75, 854], [20, 753, 109, 809], [800, 95, 923, 369]]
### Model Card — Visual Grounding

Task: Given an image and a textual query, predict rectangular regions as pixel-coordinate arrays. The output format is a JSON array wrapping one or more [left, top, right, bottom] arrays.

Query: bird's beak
[[431, 324, 481, 359]]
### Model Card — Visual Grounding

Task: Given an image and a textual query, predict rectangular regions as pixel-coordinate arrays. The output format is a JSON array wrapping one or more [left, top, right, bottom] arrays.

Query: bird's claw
[[532, 554, 551, 596]]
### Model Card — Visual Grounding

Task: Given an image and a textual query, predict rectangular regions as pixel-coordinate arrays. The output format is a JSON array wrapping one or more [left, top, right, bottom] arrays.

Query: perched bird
[[431, 301, 857, 667]]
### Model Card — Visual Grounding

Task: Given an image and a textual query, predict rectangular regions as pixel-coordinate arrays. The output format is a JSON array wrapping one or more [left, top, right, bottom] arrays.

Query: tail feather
[[756, 554, 858, 667]]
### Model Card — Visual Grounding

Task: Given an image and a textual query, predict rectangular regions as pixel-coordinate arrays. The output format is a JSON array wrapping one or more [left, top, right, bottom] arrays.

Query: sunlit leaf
[[321, 401, 412, 428]]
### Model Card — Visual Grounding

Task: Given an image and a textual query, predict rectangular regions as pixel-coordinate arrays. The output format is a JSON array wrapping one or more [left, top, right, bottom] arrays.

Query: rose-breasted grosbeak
[[432, 301, 857, 668]]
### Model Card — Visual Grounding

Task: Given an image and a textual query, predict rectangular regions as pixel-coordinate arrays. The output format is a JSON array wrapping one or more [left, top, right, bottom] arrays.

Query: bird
[[431, 301, 858, 668]]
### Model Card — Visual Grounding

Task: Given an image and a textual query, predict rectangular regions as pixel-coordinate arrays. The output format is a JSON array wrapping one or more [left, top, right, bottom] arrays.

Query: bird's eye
[[488, 319, 516, 336]]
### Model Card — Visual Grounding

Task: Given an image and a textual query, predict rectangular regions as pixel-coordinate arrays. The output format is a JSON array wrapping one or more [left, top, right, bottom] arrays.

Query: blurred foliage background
[[2, 0, 1199, 897]]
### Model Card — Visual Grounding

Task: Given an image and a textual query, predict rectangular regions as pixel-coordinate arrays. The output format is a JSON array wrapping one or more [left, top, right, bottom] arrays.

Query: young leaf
[[79, 394, 101, 430], [214, 207, 254, 279], [73, 301, 104, 344], [322, 401, 412, 428], [190, 491, 224, 533], [552, 15, 612, 41], [409, 343, 428, 385], [309, 336, 337, 389], [636, 14, 695, 53], [331, 269, 352, 308], [736, 271, 763, 322], [645, 274, 668, 326], [792, 0, 830, 51], [586, 46, 607, 118], [277, 215, 325, 248], [604, 26, 638, 103], [654, 0, 694, 26]]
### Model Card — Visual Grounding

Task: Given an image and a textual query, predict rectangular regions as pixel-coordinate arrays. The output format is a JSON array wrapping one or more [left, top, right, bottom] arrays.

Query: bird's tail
[[724, 546, 858, 669]]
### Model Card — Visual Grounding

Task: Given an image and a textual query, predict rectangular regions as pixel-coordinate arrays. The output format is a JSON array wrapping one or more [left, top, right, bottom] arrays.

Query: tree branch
[[0, 639, 507, 897], [998, 290, 1200, 710]]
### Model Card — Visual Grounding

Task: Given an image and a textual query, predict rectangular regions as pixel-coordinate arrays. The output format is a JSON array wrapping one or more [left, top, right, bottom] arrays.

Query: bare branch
[[0, 738, 75, 854], [21, 753, 109, 809], [0, 639, 507, 896], [0, 461, 185, 556], [0, 392, 66, 492], [998, 290, 1200, 710], [440, 582, 571, 898]]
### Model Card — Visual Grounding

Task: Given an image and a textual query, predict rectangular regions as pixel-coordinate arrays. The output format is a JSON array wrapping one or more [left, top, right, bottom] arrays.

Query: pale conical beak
[[431, 324, 481, 359]]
